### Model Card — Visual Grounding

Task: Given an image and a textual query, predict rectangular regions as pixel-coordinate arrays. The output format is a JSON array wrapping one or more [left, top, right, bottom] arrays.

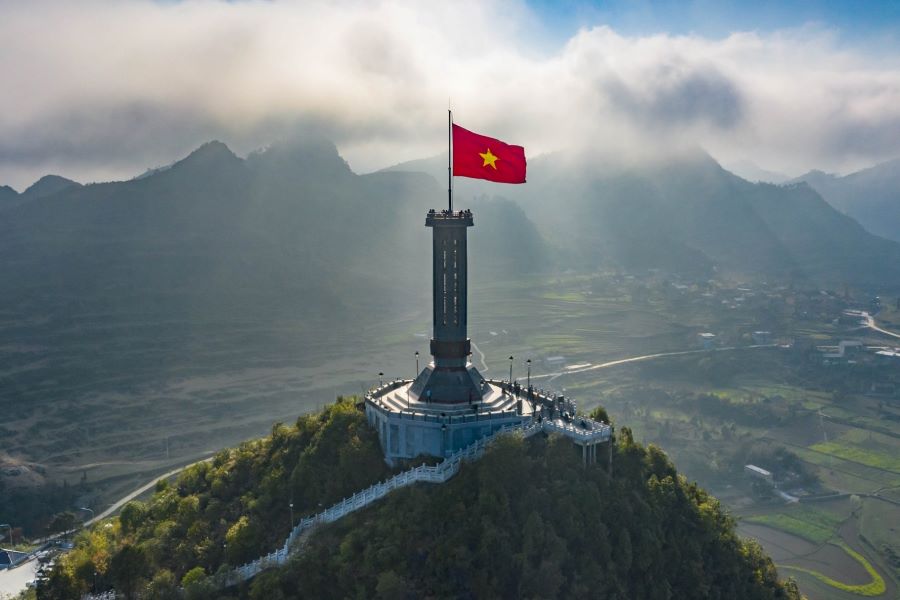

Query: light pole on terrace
[[527, 359, 532, 389], [289, 501, 294, 530], [379, 372, 384, 386], [509, 356, 514, 384], [415, 351, 419, 375]]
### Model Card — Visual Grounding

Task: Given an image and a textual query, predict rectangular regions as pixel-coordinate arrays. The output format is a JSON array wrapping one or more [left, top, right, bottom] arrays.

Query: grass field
[[810, 431, 900, 473], [744, 507, 843, 545]]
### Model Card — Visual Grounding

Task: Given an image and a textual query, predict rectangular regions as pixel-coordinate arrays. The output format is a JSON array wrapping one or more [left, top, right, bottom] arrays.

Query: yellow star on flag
[[479, 148, 499, 170]]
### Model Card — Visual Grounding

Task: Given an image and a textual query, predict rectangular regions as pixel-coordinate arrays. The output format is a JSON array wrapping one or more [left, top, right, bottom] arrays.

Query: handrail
[[223, 422, 525, 587], [225, 378, 613, 588]]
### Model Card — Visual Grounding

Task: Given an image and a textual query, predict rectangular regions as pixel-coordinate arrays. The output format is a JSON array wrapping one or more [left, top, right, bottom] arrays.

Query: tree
[[119, 501, 147, 536], [109, 544, 148, 599], [375, 570, 409, 600], [181, 566, 213, 600], [38, 564, 81, 600], [47, 511, 77, 540], [589, 405, 612, 424], [250, 570, 286, 600], [145, 569, 180, 600]]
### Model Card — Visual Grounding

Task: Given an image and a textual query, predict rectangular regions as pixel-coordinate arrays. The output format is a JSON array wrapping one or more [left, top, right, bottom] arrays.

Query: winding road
[[864, 312, 900, 340], [531, 344, 778, 384], [84, 456, 214, 527]]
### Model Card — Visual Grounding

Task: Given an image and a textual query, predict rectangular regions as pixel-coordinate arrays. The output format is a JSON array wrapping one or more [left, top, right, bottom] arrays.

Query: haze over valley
[[2, 2, 900, 599]]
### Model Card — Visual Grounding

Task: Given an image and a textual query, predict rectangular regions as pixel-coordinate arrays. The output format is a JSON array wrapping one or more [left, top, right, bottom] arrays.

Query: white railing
[[222, 412, 613, 587], [223, 422, 525, 587], [542, 418, 611, 443]]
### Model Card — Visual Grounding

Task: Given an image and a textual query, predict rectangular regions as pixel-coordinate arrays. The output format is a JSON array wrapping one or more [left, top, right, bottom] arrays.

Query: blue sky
[[526, 0, 900, 45]]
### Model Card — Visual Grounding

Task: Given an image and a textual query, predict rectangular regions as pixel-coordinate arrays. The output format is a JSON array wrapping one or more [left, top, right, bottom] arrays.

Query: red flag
[[452, 124, 526, 184]]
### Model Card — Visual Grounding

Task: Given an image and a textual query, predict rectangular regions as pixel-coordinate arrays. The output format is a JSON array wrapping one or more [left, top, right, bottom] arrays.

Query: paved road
[[0, 457, 214, 599], [85, 456, 213, 527], [0, 558, 38, 599], [865, 313, 900, 340], [531, 344, 778, 384]]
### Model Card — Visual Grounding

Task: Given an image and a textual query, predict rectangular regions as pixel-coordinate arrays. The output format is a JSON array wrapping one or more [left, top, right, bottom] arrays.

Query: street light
[[289, 501, 294, 530], [378, 372, 384, 386], [508, 356, 514, 384], [415, 351, 419, 374], [527, 359, 532, 389]]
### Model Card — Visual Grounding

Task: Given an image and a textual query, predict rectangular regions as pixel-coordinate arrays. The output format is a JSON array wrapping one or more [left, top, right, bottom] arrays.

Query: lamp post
[[527, 359, 532, 389], [289, 501, 294, 530], [379, 372, 384, 386], [415, 351, 419, 374], [508, 356, 514, 384]]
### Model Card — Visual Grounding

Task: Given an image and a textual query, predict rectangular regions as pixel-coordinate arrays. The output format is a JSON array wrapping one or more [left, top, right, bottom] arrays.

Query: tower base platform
[[366, 377, 529, 464], [365, 375, 612, 465]]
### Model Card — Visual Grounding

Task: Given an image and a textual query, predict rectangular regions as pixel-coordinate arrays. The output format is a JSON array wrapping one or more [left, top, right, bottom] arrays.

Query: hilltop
[[39, 398, 801, 599]]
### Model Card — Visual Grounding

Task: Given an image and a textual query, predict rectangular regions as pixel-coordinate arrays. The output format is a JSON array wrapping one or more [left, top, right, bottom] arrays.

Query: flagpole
[[448, 109, 452, 213]]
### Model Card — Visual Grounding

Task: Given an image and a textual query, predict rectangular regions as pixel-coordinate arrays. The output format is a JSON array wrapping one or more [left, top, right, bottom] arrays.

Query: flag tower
[[363, 115, 607, 464]]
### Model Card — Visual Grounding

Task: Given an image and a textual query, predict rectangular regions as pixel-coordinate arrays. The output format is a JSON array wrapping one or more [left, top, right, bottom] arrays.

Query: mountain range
[[2, 139, 898, 347], [0, 139, 544, 331], [388, 149, 900, 289], [791, 158, 900, 243]]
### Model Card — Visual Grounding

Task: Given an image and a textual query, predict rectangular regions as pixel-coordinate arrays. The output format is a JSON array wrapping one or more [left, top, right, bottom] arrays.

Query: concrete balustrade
[[222, 414, 611, 587], [224, 423, 522, 586]]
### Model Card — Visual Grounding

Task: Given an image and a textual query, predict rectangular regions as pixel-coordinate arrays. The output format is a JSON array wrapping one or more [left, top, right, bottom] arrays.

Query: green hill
[[40, 399, 801, 600]]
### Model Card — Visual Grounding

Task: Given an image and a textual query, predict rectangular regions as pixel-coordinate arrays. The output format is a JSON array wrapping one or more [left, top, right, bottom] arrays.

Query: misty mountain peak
[[0, 184, 20, 210], [22, 174, 81, 200], [793, 169, 838, 184], [179, 140, 240, 166], [248, 135, 352, 179]]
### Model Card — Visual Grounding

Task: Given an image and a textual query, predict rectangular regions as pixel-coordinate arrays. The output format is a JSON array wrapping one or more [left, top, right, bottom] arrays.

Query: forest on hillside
[[36, 399, 801, 600]]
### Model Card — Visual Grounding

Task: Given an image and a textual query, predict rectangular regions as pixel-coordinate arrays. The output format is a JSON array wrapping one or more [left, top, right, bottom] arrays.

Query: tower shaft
[[427, 209, 473, 368]]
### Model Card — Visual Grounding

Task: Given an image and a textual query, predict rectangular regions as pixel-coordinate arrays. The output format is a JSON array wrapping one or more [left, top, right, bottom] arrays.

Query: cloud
[[1, 0, 899, 189]]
